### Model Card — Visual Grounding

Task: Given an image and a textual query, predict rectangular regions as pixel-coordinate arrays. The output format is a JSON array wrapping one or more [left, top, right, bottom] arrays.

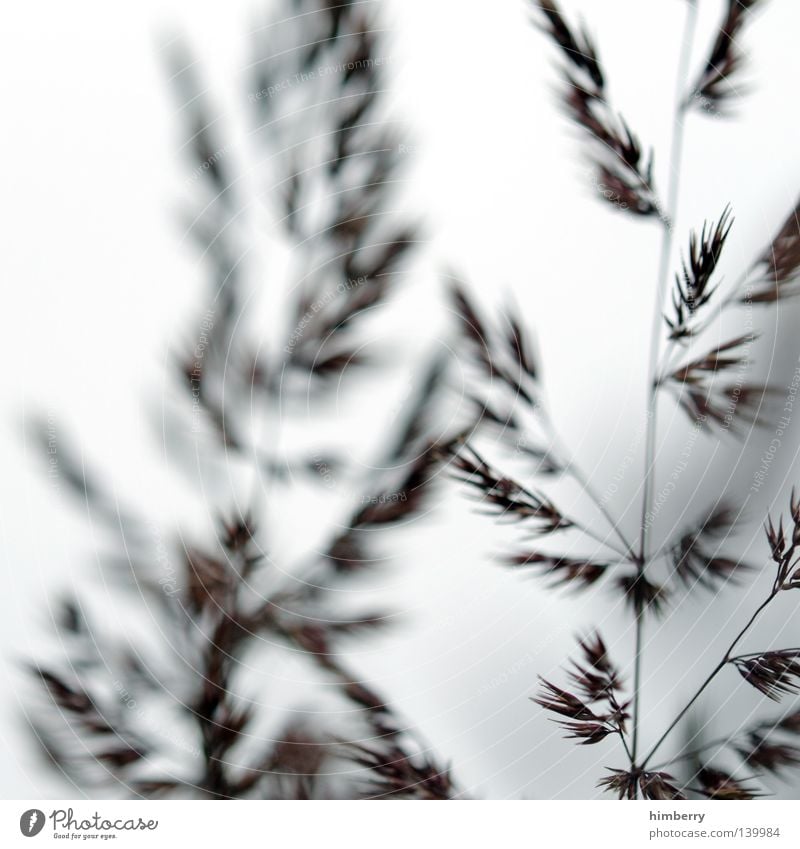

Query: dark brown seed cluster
[[451, 284, 538, 399], [533, 0, 658, 217], [746, 200, 800, 303], [732, 651, 800, 702], [663, 334, 768, 432], [764, 490, 800, 592], [735, 730, 800, 775], [696, 767, 761, 800], [450, 444, 570, 533], [689, 1, 766, 114], [346, 742, 459, 800], [691, 709, 800, 785], [505, 551, 610, 591], [667, 208, 733, 339], [615, 573, 670, 618], [449, 283, 561, 472], [598, 769, 685, 800], [669, 502, 750, 593], [535, 634, 629, 746]]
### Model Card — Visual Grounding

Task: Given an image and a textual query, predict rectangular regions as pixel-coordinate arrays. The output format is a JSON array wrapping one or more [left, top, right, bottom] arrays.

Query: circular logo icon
[[19, 809, 46, 837]]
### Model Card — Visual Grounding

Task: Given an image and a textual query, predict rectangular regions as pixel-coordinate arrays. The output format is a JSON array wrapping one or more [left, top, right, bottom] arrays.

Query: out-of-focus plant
[[26, 0, 461, 800]]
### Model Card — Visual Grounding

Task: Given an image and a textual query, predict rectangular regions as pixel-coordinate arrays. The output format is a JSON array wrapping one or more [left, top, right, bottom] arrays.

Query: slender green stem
[[619, 730, 634, 764], [631, 607, 646, 762], [642, 592, 776, 769], [638, 0, 699, 569], [631, 0, 699, 766]]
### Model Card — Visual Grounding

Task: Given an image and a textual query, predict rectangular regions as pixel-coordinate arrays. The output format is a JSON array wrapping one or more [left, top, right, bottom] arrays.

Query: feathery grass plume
[[26, 0, 800, 802], [504, 551, 611, 590], [248, 1, 417, 395], [598, 769, 685, 800], [29, 418, 151, 541], [666, 334, 753, 383], [449, 443, 570, 532], [443, 0, 800, 799], [534, 680, 620, 745], [764, 489, 800, 591], [447, 290, 641, 610], [448, 278, 639, 566], [695, 767, 762, 800], [235, 723, 329, 800], [26, 0, 457, 800], [661, 334, 771, 432], [614, 573, 671, 619], [450, 283, 539, 406], [448, 282, 562, 472], [637, 771, 687, 801], [666, 207, 734, 339], [635, 492, 800, 792], [689, 0, 766, 115], [323, 405, 462, 575], [777, 709, 800, 733], [744, 199, 800, 303], [735, 731, 800, 775], [567, 633, 624, 702], [319, 354, 457, 576], [535, 633, 629, 747], [732, 651, 800, 701], [532, 0, 659, 217], [668, 501, 751, 593], [61, 510, 397, 799], [345, 742, 459, 800]]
